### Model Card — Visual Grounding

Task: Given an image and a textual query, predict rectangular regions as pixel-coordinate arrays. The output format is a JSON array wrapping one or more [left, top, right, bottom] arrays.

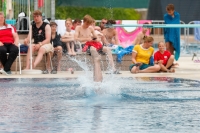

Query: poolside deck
[[1, 34, 198, 80], [1, 56, 200, 81]]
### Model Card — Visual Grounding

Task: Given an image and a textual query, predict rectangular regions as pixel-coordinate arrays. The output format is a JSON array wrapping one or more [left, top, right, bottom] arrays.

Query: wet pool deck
[[1, 56, 200, 81]]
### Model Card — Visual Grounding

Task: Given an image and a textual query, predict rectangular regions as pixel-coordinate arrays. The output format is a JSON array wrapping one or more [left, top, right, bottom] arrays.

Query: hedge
[[55, 6, 140, 20]]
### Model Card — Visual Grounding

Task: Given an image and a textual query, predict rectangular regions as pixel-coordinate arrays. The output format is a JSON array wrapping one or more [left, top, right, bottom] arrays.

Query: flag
[[38, 0, 44, 8]]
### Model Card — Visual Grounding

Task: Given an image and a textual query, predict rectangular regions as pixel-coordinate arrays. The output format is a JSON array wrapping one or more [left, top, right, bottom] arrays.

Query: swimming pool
[[0, 77, 200, 133]]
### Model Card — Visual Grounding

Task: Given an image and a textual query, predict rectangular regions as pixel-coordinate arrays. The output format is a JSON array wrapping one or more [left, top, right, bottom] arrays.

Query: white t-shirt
[[60, 28, 75, 36]]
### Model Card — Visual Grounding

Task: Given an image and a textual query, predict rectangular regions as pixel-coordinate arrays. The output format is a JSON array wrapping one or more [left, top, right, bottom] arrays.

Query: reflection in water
[[0, 77, 200, 132], [91, 106, 102, 132]]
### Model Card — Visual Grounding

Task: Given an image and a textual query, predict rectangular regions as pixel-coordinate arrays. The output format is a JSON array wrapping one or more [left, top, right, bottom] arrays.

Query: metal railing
[[186, 21, 200, 54], [150, 20, 187, 51]]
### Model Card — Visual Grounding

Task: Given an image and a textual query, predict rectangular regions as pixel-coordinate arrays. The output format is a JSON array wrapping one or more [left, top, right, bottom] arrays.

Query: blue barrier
[[6, 19, 16, 25], [106, 24, 200, 28]]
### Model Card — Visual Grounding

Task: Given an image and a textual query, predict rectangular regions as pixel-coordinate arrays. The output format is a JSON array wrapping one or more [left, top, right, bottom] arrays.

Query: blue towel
[[117, 45, 133, 63], [194, 21, 200, 41], [149, 56, 154, 66], [111, 45, 124, 54], [164, 11, 180, 61]]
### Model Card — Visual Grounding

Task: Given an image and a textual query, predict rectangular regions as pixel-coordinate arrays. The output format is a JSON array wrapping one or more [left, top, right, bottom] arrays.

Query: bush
[[55, 6, 140, 20]]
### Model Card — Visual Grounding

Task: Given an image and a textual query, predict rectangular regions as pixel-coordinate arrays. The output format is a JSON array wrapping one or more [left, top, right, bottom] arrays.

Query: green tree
[[0, 0, 2, 11], [55, 6, 140, 20]]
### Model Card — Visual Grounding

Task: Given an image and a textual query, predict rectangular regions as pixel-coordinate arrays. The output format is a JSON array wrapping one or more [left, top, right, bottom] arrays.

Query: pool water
[[0, 77, 200, 133]]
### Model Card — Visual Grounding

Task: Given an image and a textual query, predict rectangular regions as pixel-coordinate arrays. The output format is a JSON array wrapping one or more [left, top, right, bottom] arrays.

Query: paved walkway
[[1, 56, 200, 81]]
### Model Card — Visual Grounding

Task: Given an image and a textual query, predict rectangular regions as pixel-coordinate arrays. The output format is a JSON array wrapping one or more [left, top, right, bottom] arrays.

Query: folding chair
[[0, 44, 22, 75], [16, 43, 22, 74]]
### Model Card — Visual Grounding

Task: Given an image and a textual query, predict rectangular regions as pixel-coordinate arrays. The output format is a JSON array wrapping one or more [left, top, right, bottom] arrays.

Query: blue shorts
[[129, 63, 152, 71]]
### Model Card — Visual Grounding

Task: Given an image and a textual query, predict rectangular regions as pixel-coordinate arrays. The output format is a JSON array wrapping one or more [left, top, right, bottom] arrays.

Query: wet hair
[[143, 36, 154, 43], [65, 18, 72, 24], [33, 10, 42, 16], [50, 21, 57, 27], [0, 11, 6, 25], [73, 19, 82, 24], [83, 14, 93, 24], [166, 4, 175, 11], [106, 20, 116, 25]]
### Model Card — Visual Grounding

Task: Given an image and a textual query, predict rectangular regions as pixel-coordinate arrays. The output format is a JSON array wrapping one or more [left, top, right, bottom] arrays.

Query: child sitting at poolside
[[154, 41, 175, 73], [129, 36, 160, 74], [61, 18, 76, 55]]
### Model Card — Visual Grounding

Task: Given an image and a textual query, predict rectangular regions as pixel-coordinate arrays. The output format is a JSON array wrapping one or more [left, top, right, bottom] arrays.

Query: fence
[[150, 20, 187, 53], [185, 21, 200, 55], [14, 19, 200, 55]]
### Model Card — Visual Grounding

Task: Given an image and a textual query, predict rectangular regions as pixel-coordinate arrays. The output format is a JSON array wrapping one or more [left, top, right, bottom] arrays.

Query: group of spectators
[[0, 3, 179, 82], [130, 3, 179, 74]]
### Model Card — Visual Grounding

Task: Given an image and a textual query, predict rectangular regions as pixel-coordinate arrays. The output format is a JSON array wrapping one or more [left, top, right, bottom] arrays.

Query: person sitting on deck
[[91, 19, 103, 43], [74, 15, 119, 82], [102, 20, 120, 47], [49, 21, 63, 72], [61, 18, 76, 56], [71, 19, 82, 30], [154, 41, 175, 73], [23, 10, 53, 70], [132, 22, 149, 45], [129, 36, 160, 73], [0, 11, 19, 75], [99, 18, 107, 31]]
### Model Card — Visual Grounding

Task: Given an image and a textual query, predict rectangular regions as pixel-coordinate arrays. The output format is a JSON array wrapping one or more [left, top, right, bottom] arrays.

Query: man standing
[[164, 4, 180, 61], [24, 10, 53, 70]]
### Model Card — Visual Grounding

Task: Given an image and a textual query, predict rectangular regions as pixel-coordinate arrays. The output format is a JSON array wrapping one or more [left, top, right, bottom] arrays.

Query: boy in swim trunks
[[74, 15, 118, 82]]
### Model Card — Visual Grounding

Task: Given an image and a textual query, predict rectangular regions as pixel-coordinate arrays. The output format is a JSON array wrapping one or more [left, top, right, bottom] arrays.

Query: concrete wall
[[11, 54, 132, 72]]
